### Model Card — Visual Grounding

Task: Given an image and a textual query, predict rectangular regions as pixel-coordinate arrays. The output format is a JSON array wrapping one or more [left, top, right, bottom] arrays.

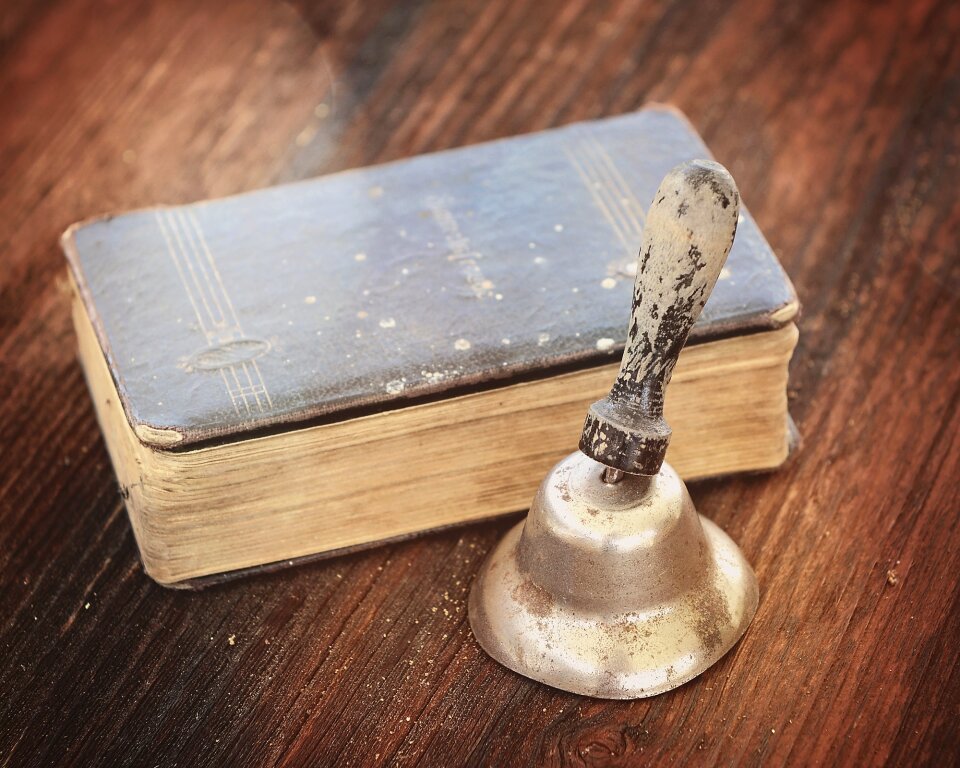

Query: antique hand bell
[[468, 159, 758, 699]]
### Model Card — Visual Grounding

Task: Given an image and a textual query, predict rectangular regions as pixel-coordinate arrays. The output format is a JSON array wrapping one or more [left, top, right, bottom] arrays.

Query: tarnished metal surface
[[469, 452, 758, 698], [469, 160, 758, 697]]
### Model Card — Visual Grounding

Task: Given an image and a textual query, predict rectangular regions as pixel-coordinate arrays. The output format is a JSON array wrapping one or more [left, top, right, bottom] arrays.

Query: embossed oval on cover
[[181, 339, 270, 372]]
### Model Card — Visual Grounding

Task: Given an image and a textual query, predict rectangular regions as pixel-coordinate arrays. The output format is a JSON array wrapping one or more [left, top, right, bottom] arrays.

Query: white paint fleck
[[528, 242, 537, 249], [422, 368, 462, 384], [537, 333, 550, 346], [501, 338, 511, 345], [385, 379, 405, 395], [596, 338, 615, 352], [533, 256, 546, 265], [379, 318, 397, 329], [401, 267, 410, 275], [454, 338, 471, 351], [304, 295, 317, 304], [719, 266, 732, 280], [355, 252, 367, 262], [571, 287, 579, 293], [601, 277, 617, 289], [495, 293, 503, 300], [554, 224, 564, 232]]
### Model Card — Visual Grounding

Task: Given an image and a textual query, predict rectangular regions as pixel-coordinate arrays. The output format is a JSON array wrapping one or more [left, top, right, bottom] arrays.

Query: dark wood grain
[[1, 0, 958, 765]]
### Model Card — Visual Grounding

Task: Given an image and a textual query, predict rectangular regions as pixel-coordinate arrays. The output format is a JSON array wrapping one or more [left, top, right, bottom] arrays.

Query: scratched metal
[[468, 453, 758, 698], [470, 160, 757, 698]]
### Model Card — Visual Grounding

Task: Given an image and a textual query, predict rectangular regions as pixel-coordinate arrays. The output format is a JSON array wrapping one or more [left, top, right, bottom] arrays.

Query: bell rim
[[469, 517, 758, 699]]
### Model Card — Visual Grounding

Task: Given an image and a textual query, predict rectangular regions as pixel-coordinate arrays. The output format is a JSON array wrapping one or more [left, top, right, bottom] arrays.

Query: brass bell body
[[469, 159, 759, 698], [469, 452, 757, 698]]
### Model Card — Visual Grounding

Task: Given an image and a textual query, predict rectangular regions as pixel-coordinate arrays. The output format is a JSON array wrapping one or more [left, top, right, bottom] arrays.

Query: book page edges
[[72, 274, 798, 585]]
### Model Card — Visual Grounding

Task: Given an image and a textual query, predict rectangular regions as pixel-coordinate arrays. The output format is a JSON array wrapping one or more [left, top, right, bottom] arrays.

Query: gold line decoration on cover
[[155, 208, 272, 416]]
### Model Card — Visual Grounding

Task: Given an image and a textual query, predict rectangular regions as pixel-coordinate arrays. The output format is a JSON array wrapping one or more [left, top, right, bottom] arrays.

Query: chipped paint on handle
[[579, 160, 741, 475]]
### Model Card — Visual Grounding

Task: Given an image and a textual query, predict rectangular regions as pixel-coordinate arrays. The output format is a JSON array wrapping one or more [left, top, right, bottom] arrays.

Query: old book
[[63, 105, 799, 587]]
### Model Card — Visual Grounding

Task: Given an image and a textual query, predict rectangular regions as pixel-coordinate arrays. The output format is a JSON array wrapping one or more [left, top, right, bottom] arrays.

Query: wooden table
[[2, 0, 958, 765]]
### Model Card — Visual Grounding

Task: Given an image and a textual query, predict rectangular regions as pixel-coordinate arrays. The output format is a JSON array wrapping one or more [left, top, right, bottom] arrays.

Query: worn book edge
[[62, 221, 799, 452], [71, 271, 798, 585], [61, 105, 799, 452]]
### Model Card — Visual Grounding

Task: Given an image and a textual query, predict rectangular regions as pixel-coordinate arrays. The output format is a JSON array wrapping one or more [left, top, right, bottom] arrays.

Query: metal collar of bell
[[468, 159, 759, 699]]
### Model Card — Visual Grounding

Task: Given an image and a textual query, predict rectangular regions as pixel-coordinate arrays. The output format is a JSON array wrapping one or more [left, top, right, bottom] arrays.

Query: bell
[[469, 159, 759, 699]]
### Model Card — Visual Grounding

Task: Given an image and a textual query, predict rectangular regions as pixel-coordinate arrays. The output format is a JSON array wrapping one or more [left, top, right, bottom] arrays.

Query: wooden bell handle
[[579, 159, 741, 476]]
